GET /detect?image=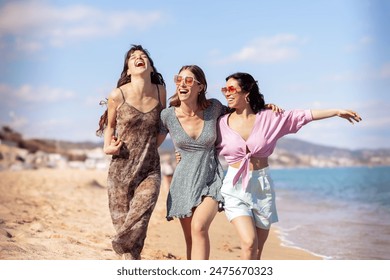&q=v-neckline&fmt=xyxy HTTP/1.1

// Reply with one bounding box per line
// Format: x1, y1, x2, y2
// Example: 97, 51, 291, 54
174, 107, 206, 141
122, 102, 160, 114
226, 113, 258, 143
